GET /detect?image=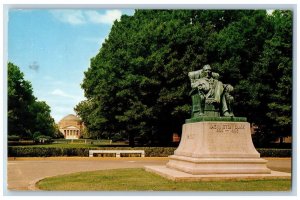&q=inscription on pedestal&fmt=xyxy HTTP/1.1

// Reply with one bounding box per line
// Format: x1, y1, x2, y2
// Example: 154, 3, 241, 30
206, 122, 251, 153
209, 123, 245, 134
